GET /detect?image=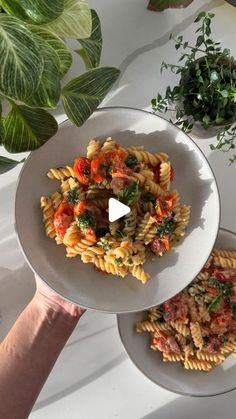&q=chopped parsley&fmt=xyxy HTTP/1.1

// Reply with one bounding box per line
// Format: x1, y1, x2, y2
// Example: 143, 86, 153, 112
101, 240, 111, 252
208, 295, 223, 312
114, 257, 122, 265
68, 187, 80, 204
125, 154, 138, 168
76, 210, 95, 229
220, 336, 227, 343
156, 218, 175, 237
83, 166, 90, 175
208, 277, 221, 288
118, 181, 139, 205
127, 258, 133, 265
